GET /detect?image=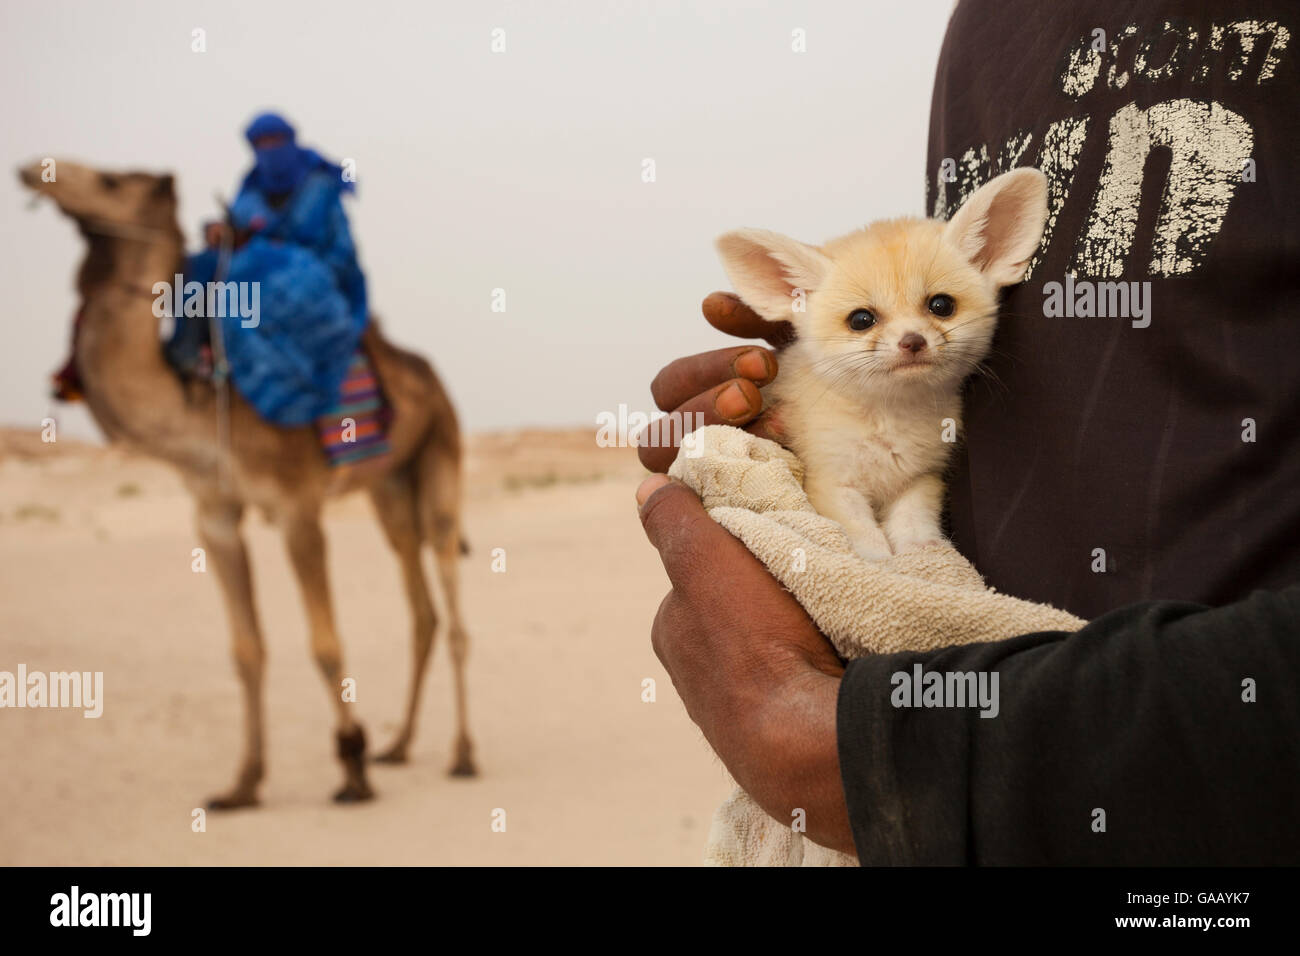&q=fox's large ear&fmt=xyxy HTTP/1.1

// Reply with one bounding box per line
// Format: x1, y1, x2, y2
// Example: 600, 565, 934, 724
716, 228, 832, 322
944, 168, 1048, 287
